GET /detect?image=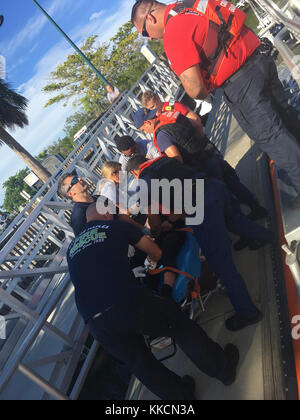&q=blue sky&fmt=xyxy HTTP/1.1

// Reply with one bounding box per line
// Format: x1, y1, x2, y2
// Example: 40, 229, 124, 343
0, 0, 136, 207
